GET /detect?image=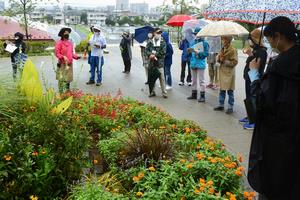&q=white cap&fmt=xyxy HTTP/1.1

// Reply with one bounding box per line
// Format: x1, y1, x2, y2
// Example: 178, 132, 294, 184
93, 26, 101, 31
